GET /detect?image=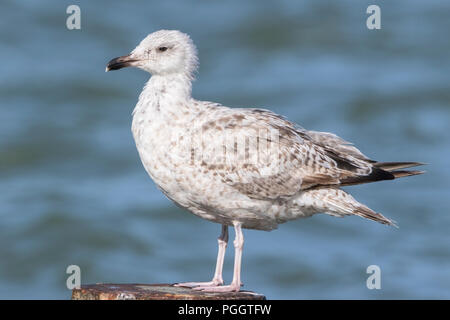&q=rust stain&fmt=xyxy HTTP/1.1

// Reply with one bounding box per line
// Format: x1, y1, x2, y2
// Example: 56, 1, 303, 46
72, 283, 266, 300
